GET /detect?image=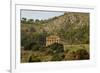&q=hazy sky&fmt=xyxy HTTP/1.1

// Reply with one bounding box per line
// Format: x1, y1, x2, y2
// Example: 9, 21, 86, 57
21, 10, 64, 20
